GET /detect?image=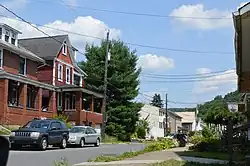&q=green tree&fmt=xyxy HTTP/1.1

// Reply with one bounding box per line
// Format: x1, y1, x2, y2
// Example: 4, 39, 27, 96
78, 40, 142, 141
150, 94, 163, 108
